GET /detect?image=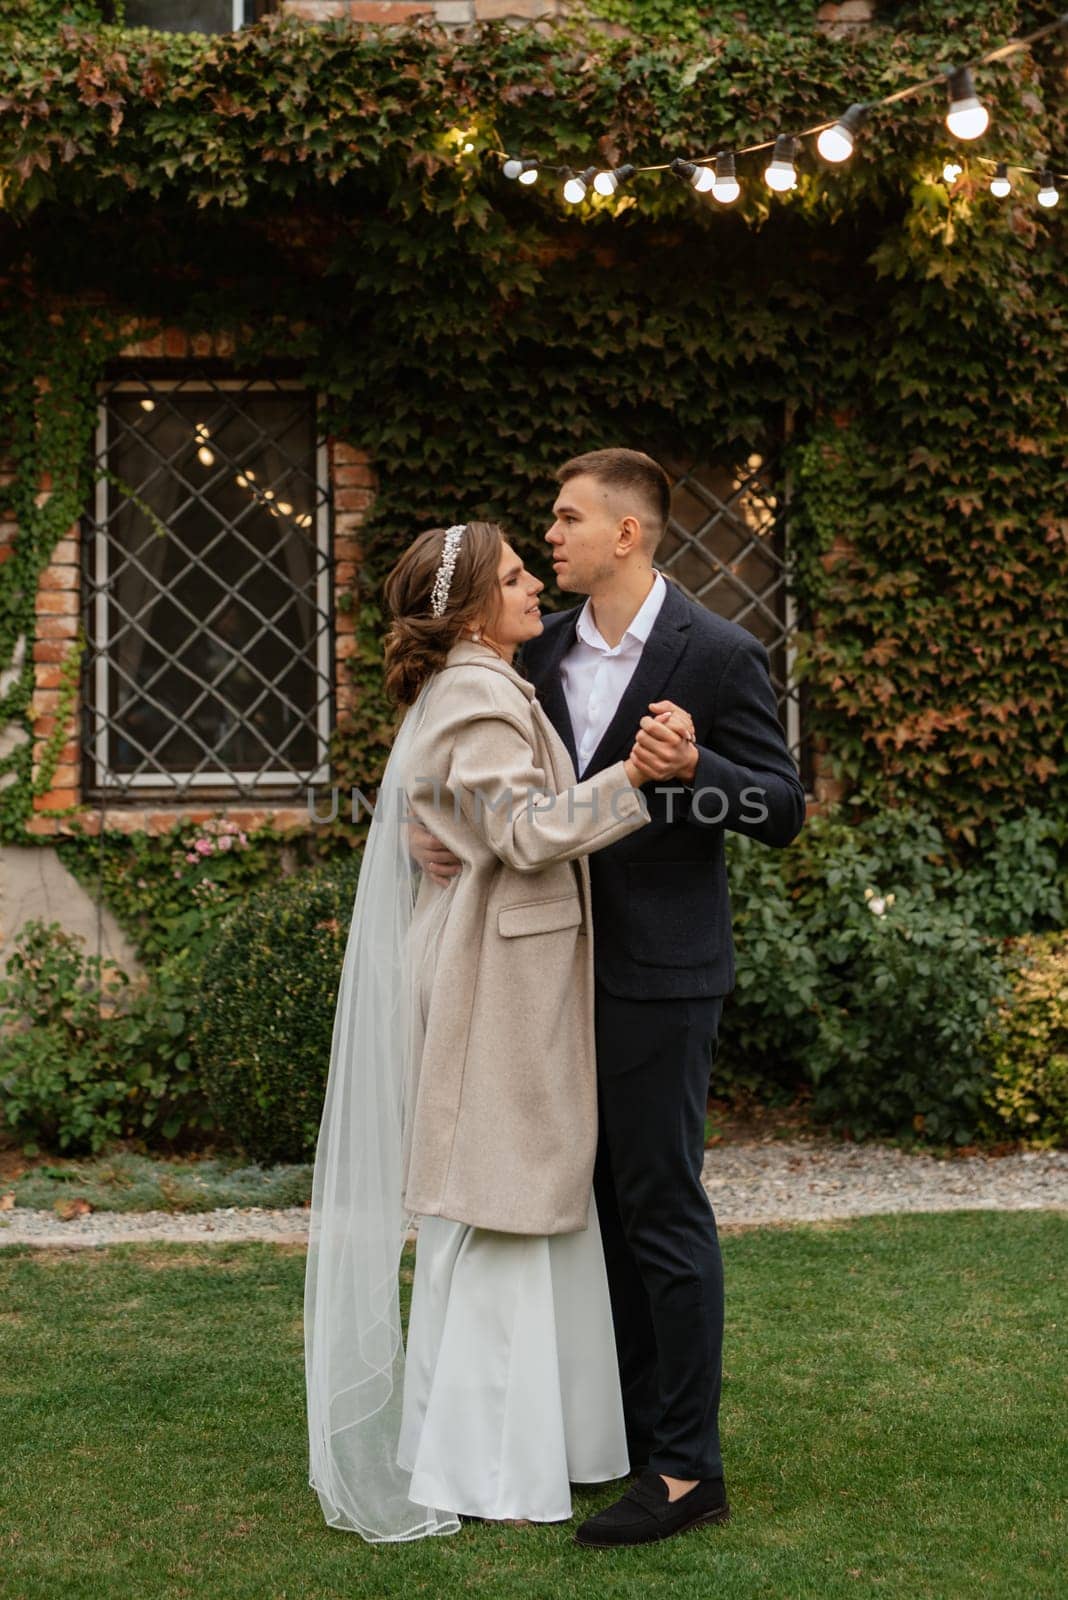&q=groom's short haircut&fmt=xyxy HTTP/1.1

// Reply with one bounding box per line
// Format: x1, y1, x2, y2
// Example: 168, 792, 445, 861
556, 447, 672, 552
